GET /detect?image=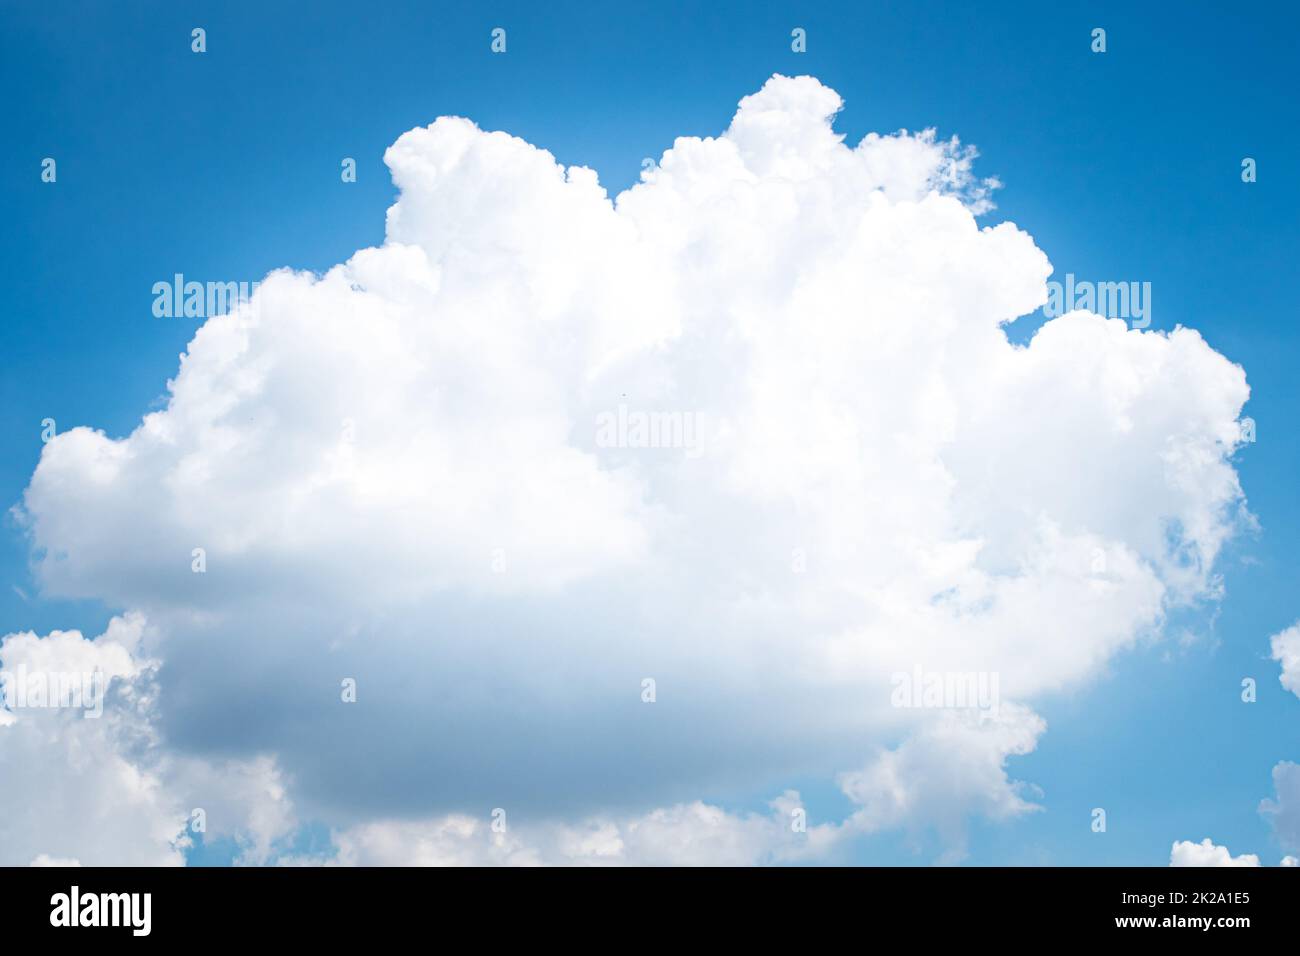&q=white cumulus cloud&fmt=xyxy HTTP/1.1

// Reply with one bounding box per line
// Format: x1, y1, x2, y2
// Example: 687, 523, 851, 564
1169, 839, 1260, 867
9, 75, 1254, 864
1269, 623, 1300, 698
